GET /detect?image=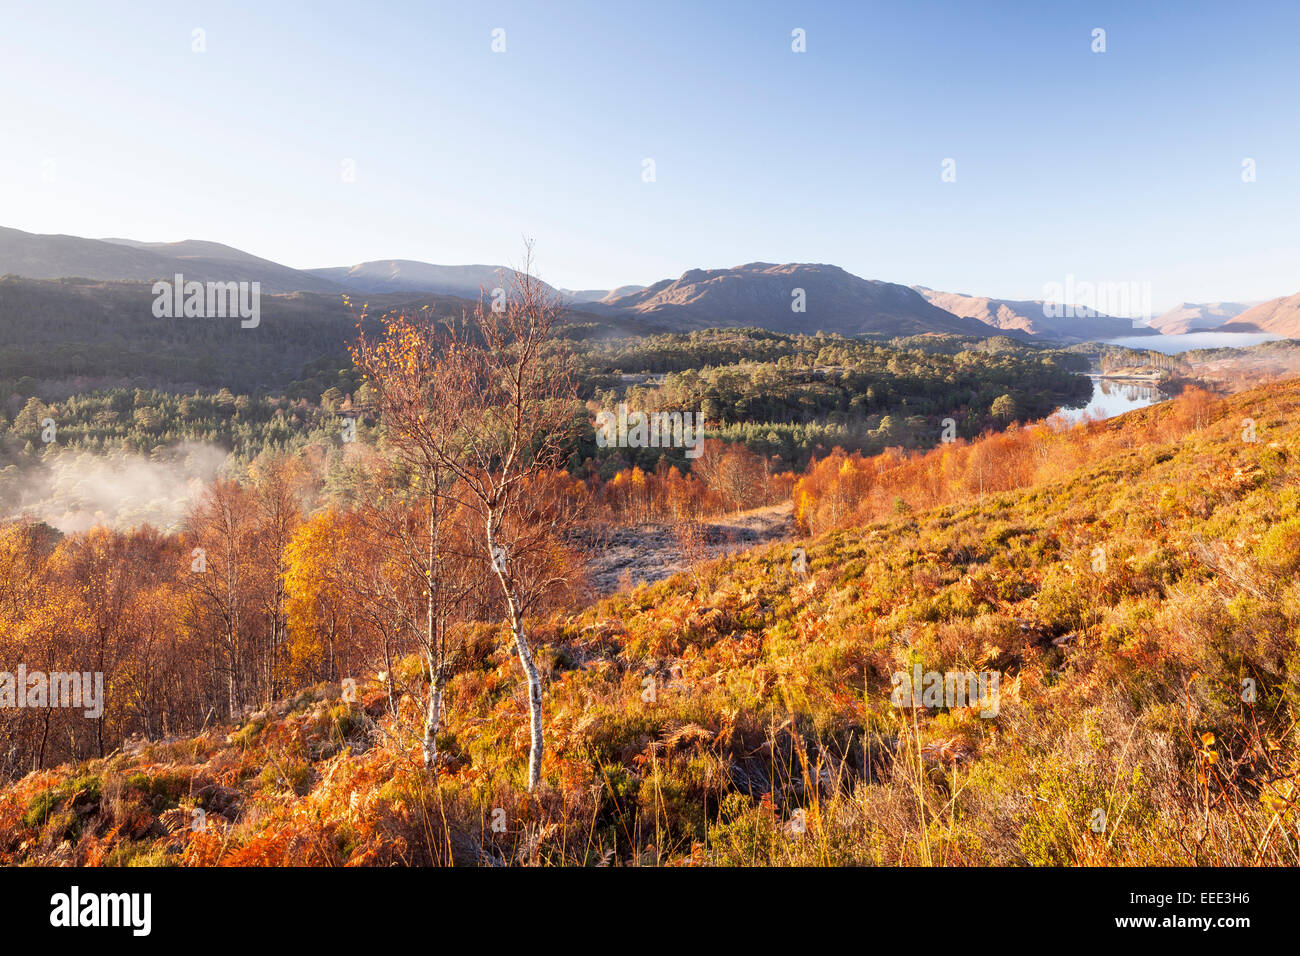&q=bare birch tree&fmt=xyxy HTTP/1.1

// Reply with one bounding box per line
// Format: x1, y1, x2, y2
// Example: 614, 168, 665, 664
351, 247, 582, 785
